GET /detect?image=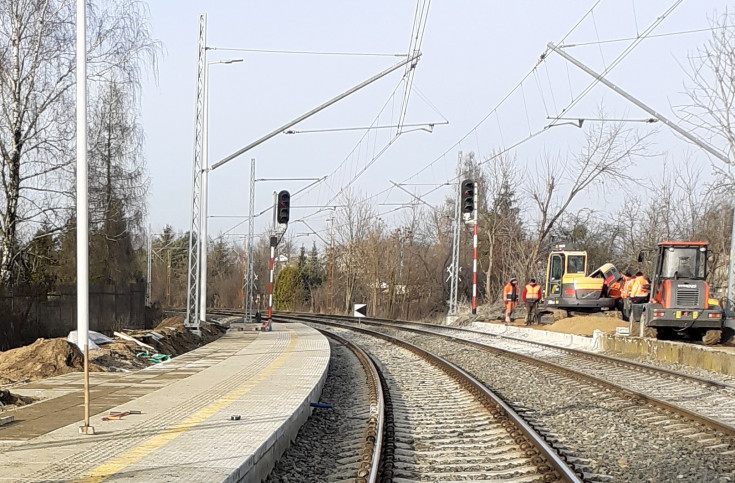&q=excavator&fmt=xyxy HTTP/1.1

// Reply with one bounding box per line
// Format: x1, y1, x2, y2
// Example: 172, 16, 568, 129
543, 248, 619, 314
638, 241, 723, 343
543, 242, 723, 343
